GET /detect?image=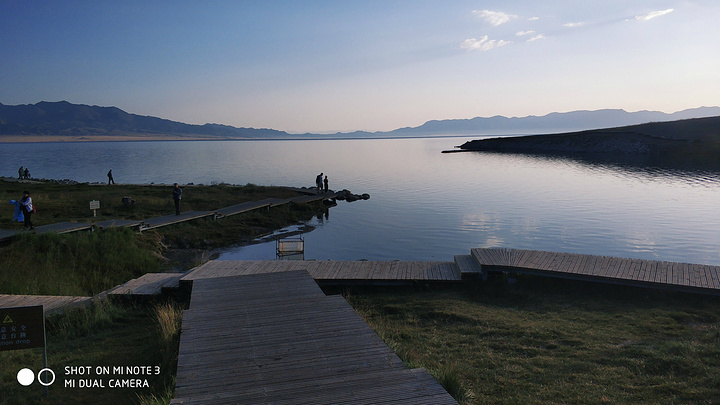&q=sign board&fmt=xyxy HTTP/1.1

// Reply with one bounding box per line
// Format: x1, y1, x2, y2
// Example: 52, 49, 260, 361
89, 200, 100, 210
0, 305, 45, 352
